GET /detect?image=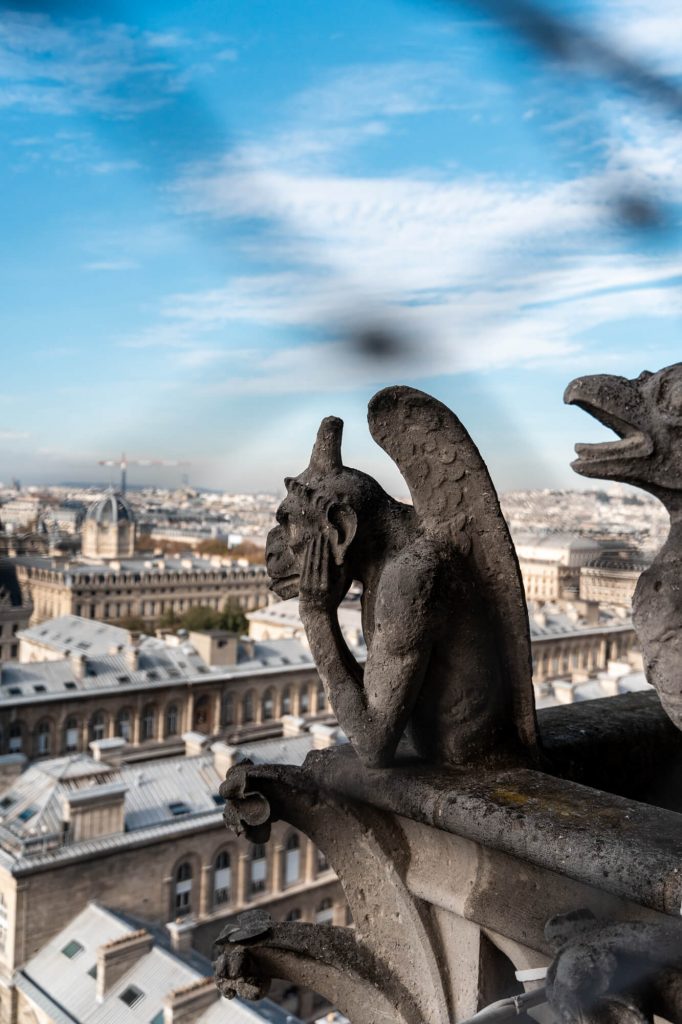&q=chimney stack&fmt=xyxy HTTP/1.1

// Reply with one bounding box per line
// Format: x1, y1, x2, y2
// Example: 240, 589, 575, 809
211, 741, 239, 779
125, 640, 140, 672
96, 930, 153, 1001
281, 715, 305, 737
309, 723, 339, 749
70, 653, 87, 680
164, 978, 218, 1024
